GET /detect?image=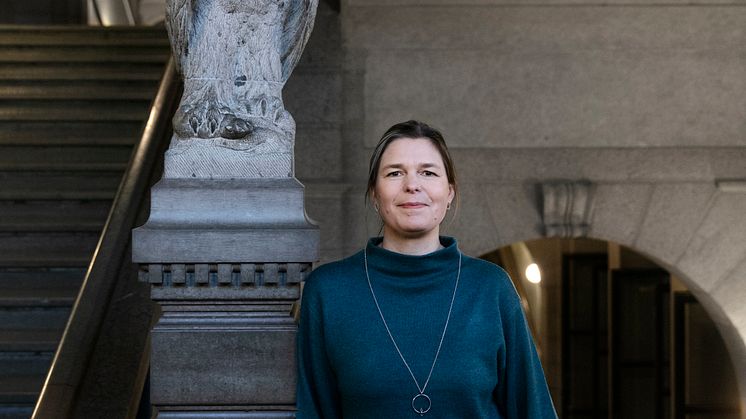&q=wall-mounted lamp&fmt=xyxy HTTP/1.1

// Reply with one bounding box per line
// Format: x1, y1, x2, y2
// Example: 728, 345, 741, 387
526, 262, 542, 284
